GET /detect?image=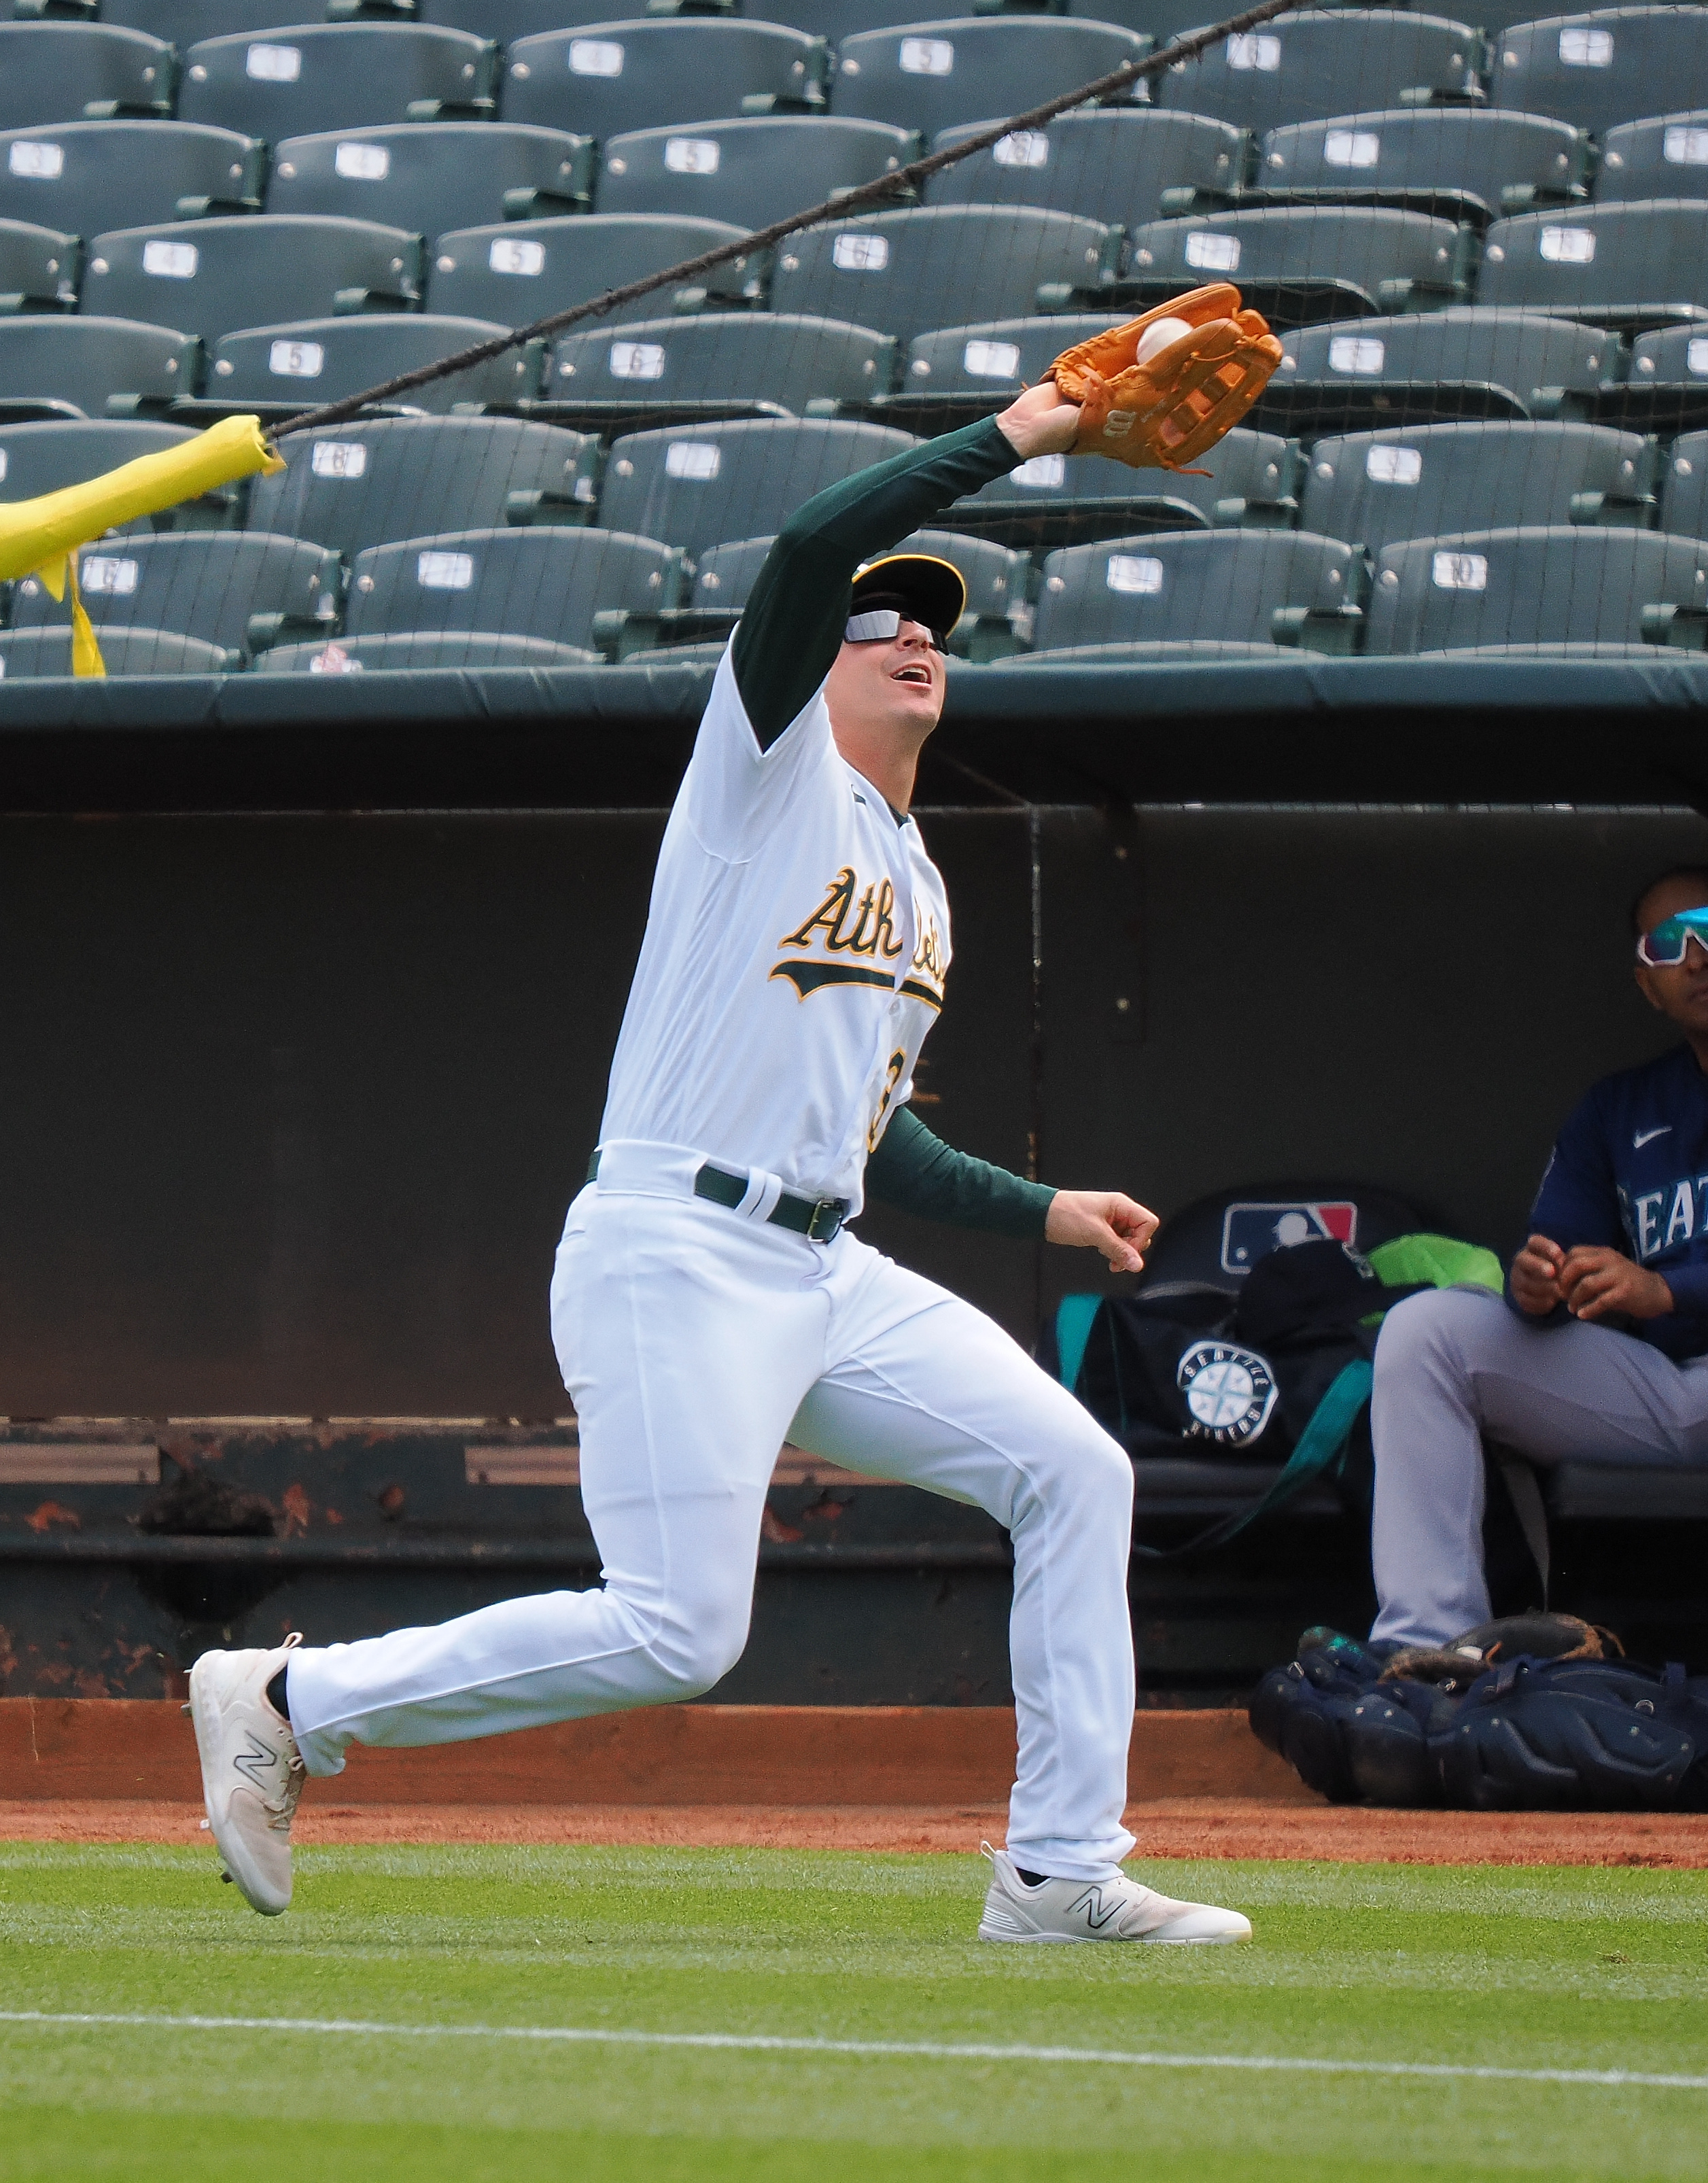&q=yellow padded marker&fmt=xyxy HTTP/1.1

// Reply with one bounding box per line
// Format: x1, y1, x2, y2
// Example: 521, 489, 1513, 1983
0, 414, 285, 676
